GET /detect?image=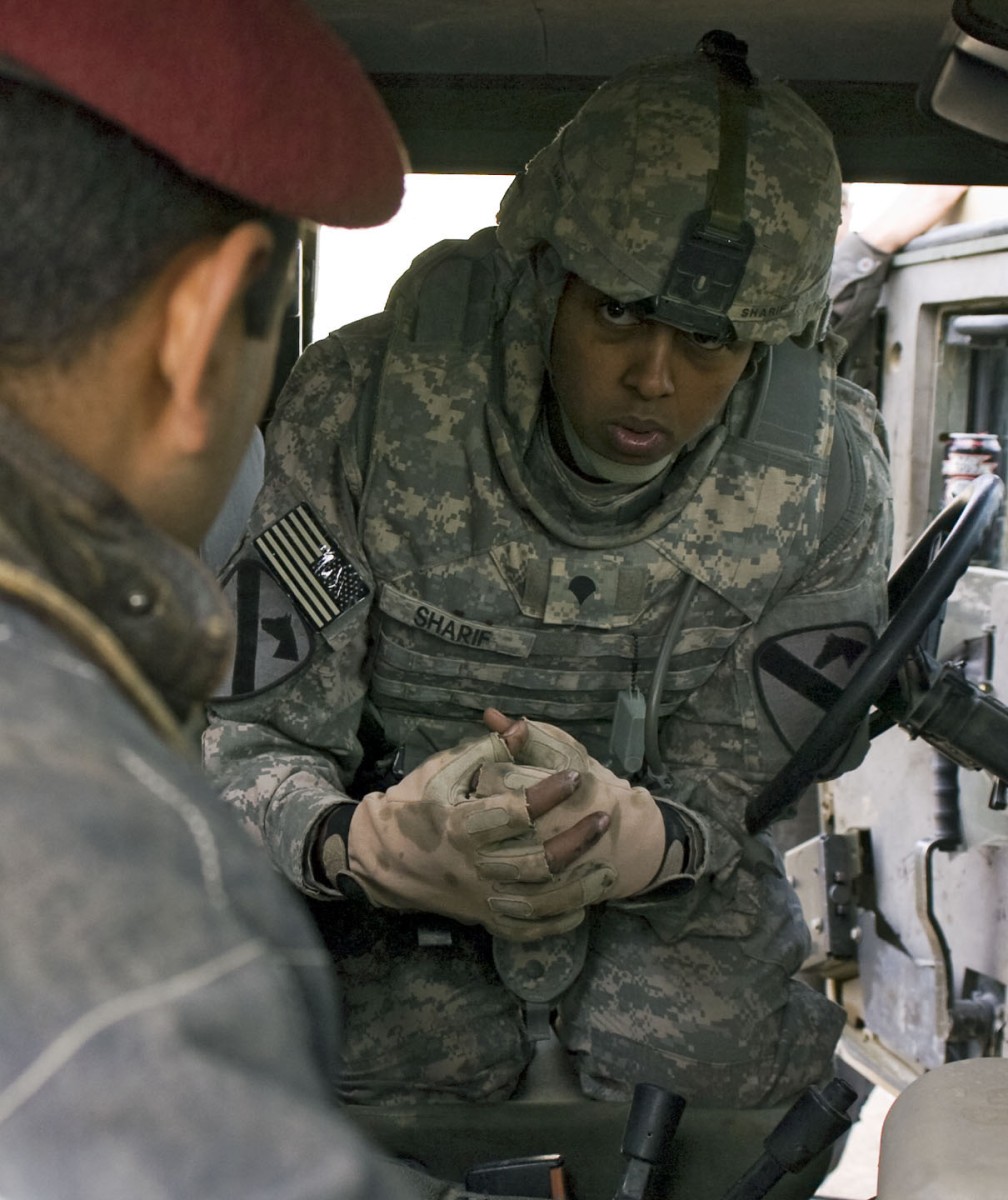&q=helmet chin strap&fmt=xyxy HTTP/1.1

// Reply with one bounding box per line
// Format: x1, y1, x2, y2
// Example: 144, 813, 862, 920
555, 401, 674, 485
